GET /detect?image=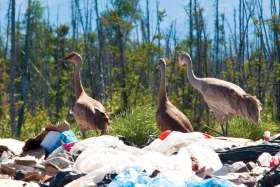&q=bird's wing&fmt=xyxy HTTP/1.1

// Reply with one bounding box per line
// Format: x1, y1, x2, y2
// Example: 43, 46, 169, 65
202, 78, 246, 95
73, 102, 94, 118
73, 98, 111, 130
75, 98, 96, 114
76, 95, 106, 113
72, 102, 97, 131
202, 81, 262, 123
85, 96, 111, 124
89, 99, 107, 113
165, 102, 193, 131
